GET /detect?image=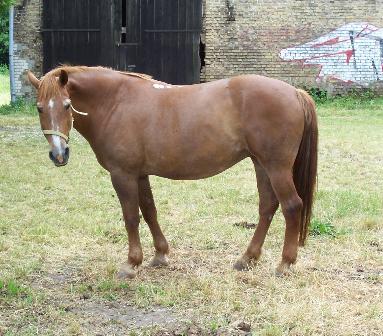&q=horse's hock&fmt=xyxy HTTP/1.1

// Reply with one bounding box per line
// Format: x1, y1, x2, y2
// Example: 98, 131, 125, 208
11, 0, 383, 100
